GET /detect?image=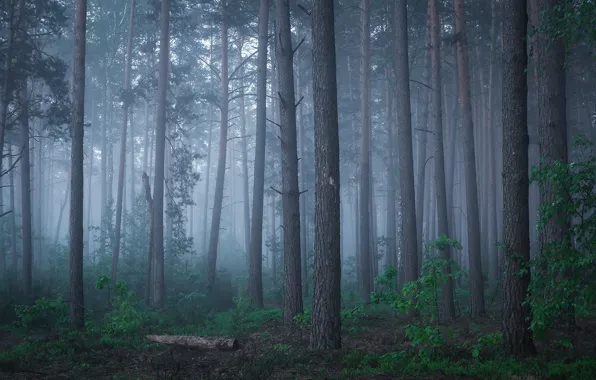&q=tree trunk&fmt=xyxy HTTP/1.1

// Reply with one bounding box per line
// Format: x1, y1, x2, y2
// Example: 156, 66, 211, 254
9, 147, 18, 273
19, 82, 33, 297
487, 0, 499, 288
202, 26, 215, 255
85, 102, 95, 259
270, 195, 277, 286
394, 0, 418, 284
535, 0, 572, 325
100, 68, 108, 253
358, 0, 372, 302
142, 172, 154, 306
429, 0, 455, 320
129, 109, 135, 210
112, 0, 136, 281
415, 56, 430, 273
501, 0, 536, 355
146, 335, 239, 351
207, 9, 230, 290
298, 51, 309, 297
385, 74, 397, 268
310, 0, 341, 349
69, 0, 87, 330
151, 0, 170, 309
453, 0, 485, 317
237, 40, 251, 260
247, 0, 268, 307
275, 0, 303, 324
